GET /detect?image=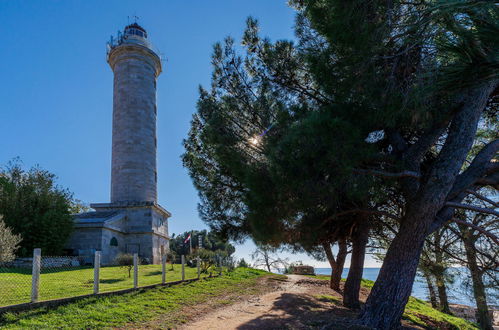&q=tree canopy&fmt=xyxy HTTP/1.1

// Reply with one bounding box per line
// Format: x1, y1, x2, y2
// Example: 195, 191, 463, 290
183, 0, 498, 328
0, 160, 76, 256
169, 229, 235, 257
